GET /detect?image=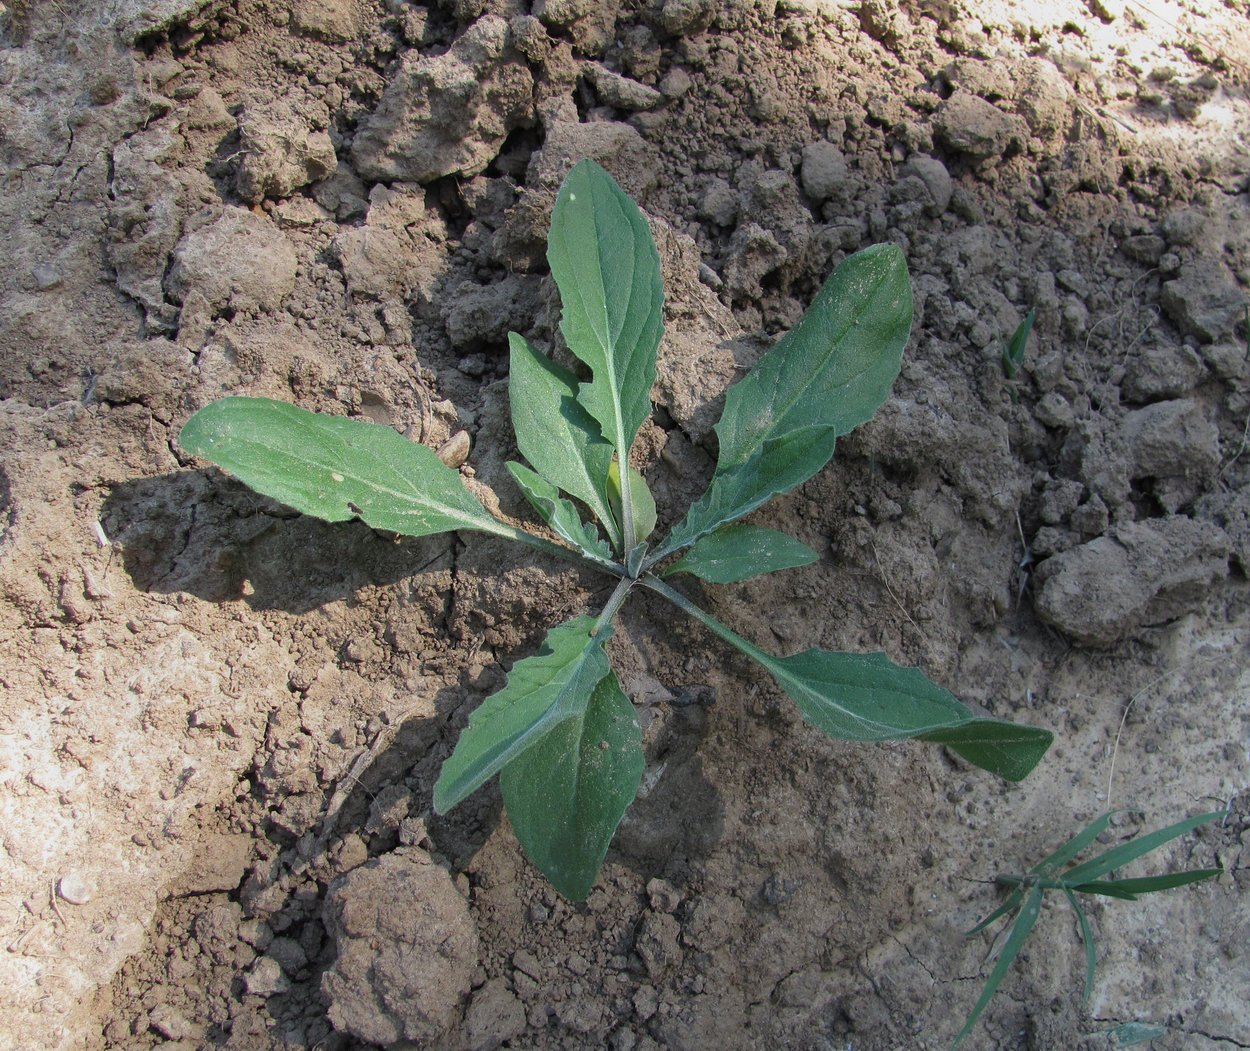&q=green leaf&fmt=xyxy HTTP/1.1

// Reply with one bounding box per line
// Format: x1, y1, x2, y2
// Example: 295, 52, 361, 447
1093, 1022, 1170, 1046
953, 884, 1045, 1048
643, 575, 1052, 781
608, 459, 657, 544
1033, 812, 1117, 877
1061, 811, 1227, 886
657, 243, 912, 558
433, 616, 611, 813
664, 523, 819, 583
1064, 887, 1098, 1004
1002, 308, 1035, 380
548, 159, 663, 478
1074, 869, 1222, 898
501, 669, 644, 901
965, 886, 1025, 937
508, 333, 621, 551
180, 396, 507, 538
766, 651, 1052, 781
506, 462, 614, 565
